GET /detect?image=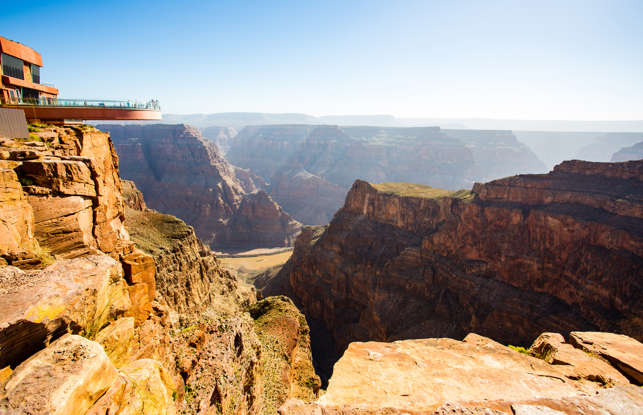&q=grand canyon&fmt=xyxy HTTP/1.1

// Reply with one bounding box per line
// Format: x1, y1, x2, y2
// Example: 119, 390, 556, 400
1, 2, 643, 413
